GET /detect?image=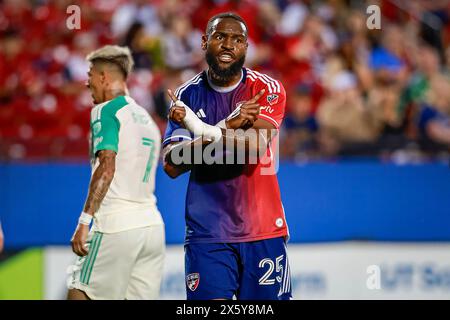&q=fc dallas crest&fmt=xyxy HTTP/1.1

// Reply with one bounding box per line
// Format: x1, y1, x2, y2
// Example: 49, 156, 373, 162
186, 273, 200, 291
266, 94, 279, 105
